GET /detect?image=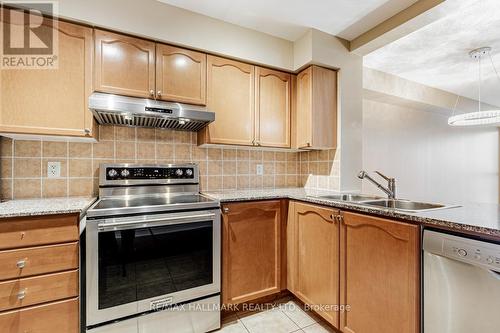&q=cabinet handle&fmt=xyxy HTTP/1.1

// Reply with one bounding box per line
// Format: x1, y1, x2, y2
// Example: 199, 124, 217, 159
149, 89, 155, 97
223, 207, 229, 213
17, 289, 27, 300
157, 90, 162, 97
16, 259, 26, 269
84, 128, 91, 135
306, 142, 311, 147
252, 139, 256, 146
